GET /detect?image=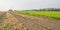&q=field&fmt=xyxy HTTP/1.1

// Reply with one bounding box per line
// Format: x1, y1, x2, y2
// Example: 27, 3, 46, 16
0, 12, 60, 30
16, 11, 60, 19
